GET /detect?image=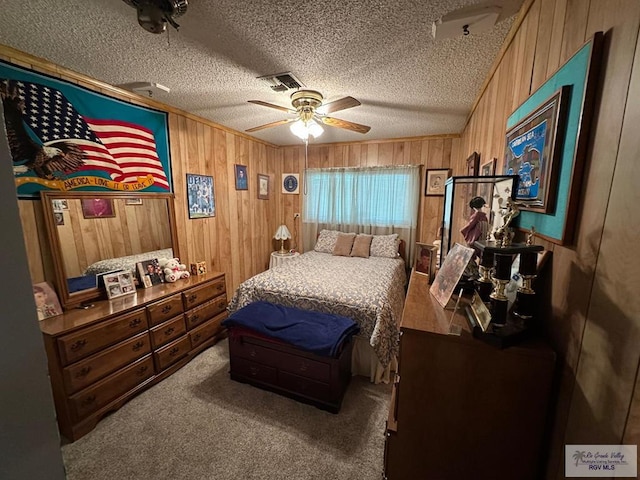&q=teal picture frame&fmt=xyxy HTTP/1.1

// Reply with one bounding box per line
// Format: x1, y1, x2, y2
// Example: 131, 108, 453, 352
506, 32, 603, 245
